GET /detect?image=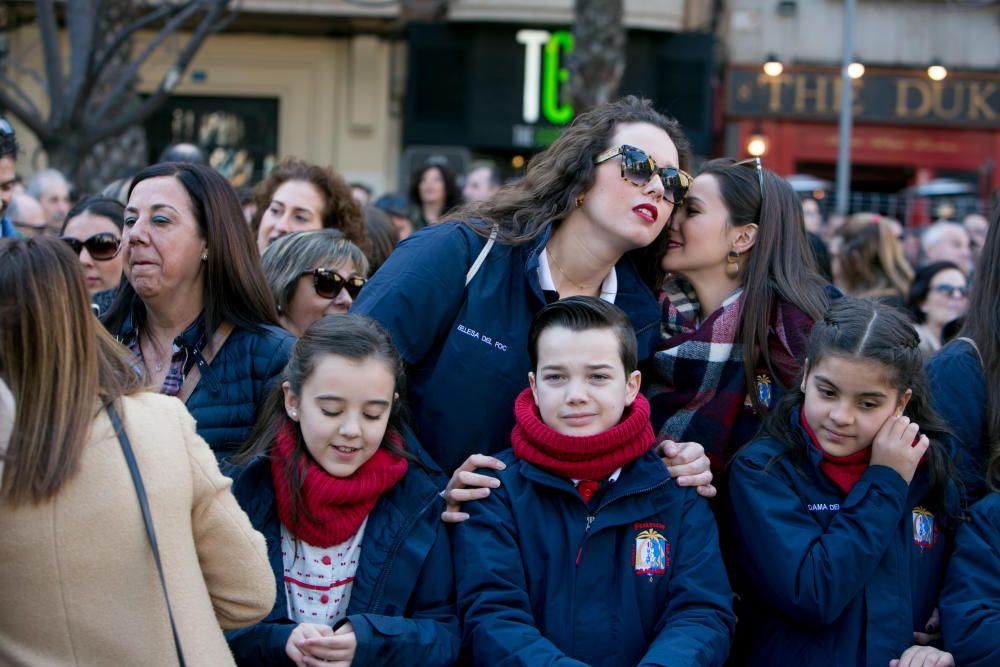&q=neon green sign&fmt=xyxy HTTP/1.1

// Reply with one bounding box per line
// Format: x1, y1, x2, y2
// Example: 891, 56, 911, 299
517, 29, 575, 126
